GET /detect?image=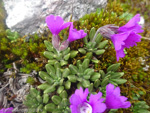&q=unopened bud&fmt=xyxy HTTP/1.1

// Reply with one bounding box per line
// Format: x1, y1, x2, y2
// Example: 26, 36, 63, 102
98, 24, 119, 39
92, 24, 119, 41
